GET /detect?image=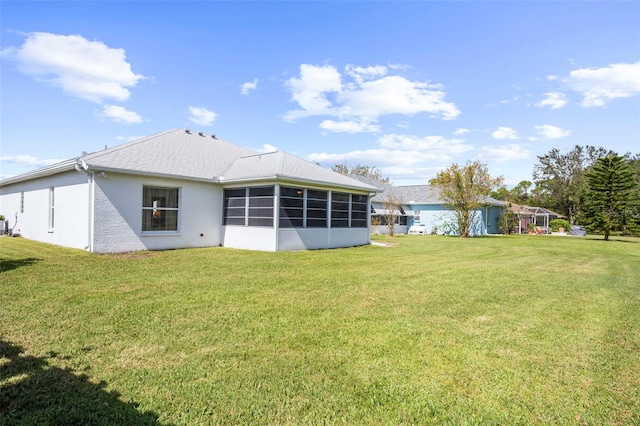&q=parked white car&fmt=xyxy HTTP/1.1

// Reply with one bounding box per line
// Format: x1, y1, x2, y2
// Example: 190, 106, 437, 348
408, 224, 427, 235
